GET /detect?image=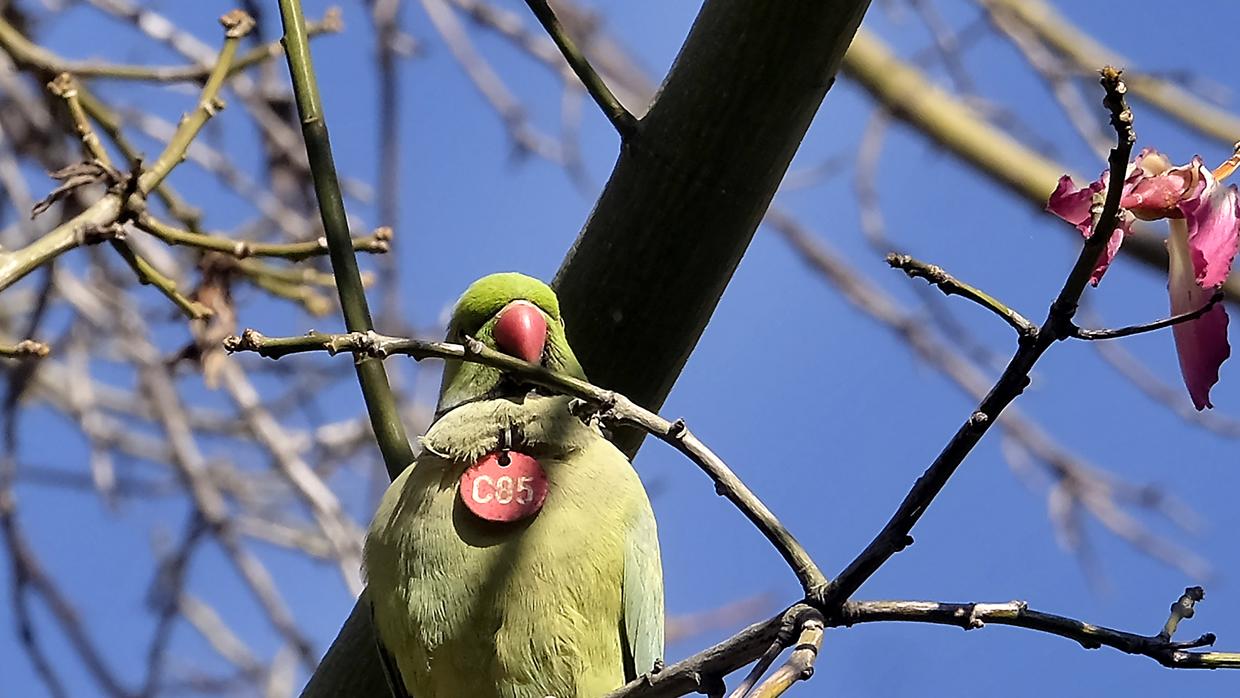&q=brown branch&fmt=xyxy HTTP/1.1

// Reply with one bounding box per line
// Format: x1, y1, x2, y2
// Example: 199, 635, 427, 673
814, 68, 1135, 609
773, 208, 1209, 580
745, 610, 824, 698
0, 12, 251, 295
0, 10, 339, 83
225, 327, 827, 596
886, 253, 1036, 336
135, 216, 392, 261
609, 586, 1240, 698
837, 594, 1238, 669
109, 238, 214, 320
1072, 290, 1225, 341
840, 30, 1240, 305
522, 0, 636, 137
